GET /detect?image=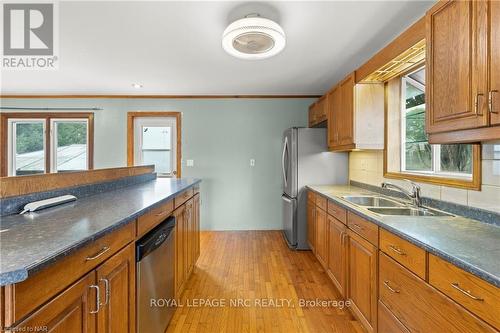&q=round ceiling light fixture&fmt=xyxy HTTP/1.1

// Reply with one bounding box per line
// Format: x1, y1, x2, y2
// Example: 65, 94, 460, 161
222, 14, 286, 60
